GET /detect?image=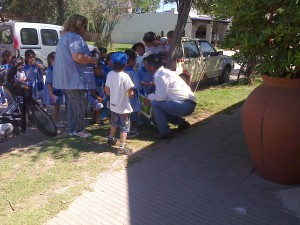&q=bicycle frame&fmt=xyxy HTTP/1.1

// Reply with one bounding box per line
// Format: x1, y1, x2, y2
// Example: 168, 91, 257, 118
0, 96, 24, 134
